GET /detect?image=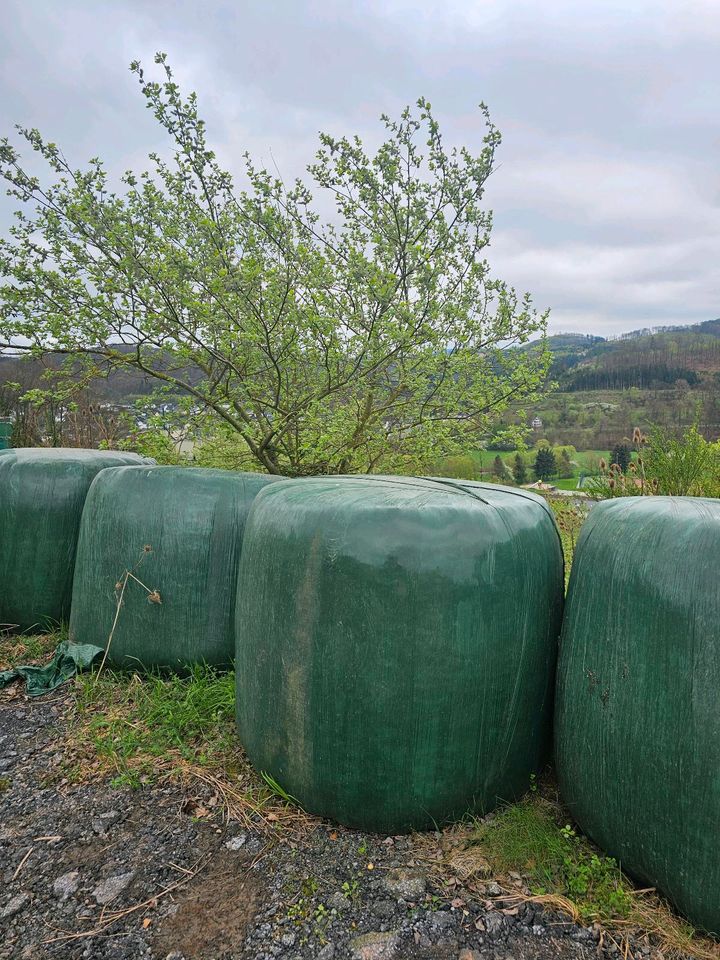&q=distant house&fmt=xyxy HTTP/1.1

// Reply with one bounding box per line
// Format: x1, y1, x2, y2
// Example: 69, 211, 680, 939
531, 416, 543, 431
